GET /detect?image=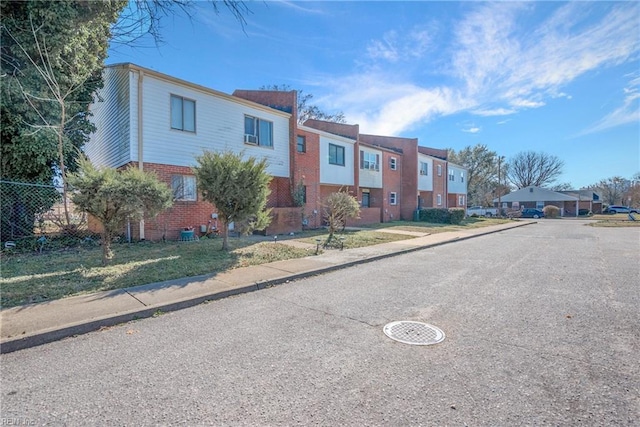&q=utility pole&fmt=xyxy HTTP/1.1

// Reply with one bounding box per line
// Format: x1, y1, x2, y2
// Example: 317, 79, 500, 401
497, 156, 504, 217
